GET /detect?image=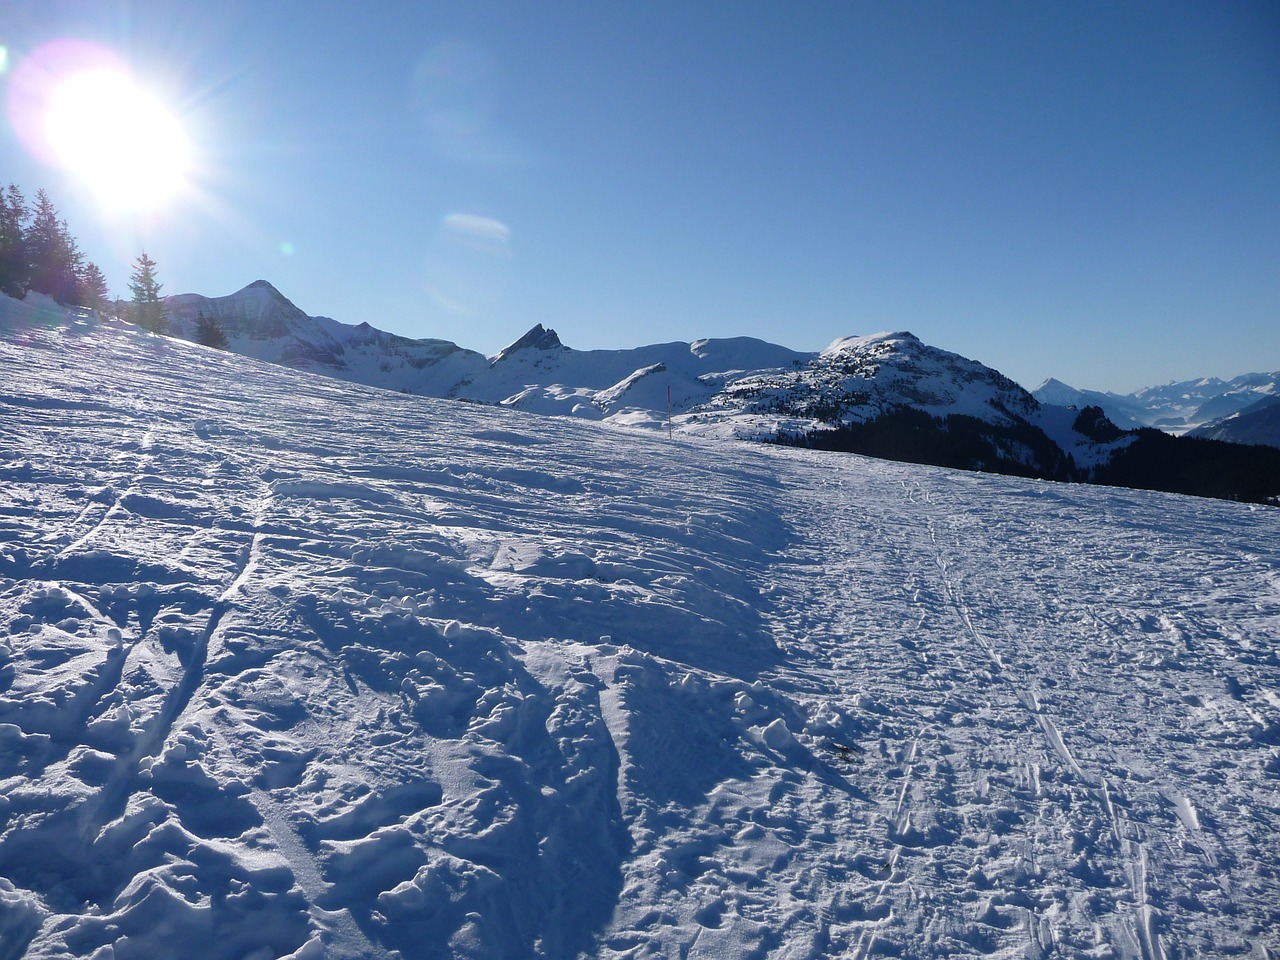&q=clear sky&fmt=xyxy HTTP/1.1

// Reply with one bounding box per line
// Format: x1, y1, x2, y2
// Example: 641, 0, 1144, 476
3, 1, 1277, 393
